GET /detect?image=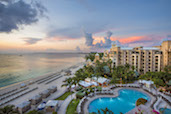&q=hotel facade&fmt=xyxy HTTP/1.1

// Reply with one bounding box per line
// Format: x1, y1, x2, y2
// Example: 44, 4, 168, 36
101, 40, 171, 73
